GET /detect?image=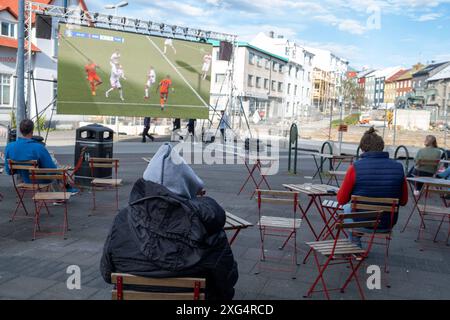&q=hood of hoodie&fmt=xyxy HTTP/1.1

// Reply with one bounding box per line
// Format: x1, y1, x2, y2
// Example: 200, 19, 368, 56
142, 143, 204, 199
